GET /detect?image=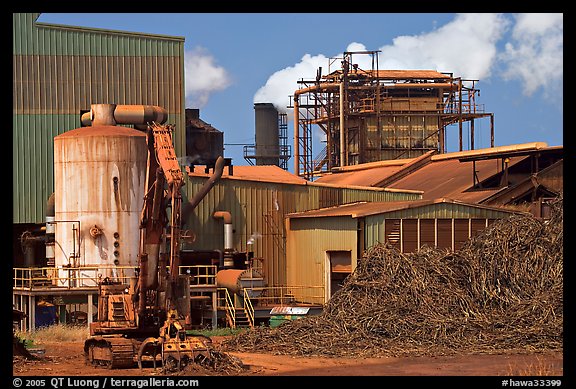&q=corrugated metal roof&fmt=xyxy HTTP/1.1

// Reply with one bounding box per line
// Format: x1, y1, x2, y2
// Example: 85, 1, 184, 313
287, 198, 525, 219
387, 155, 528, 202
314, 165, 407, 186
312, 144, 563, 204
187, 165, 308, 185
